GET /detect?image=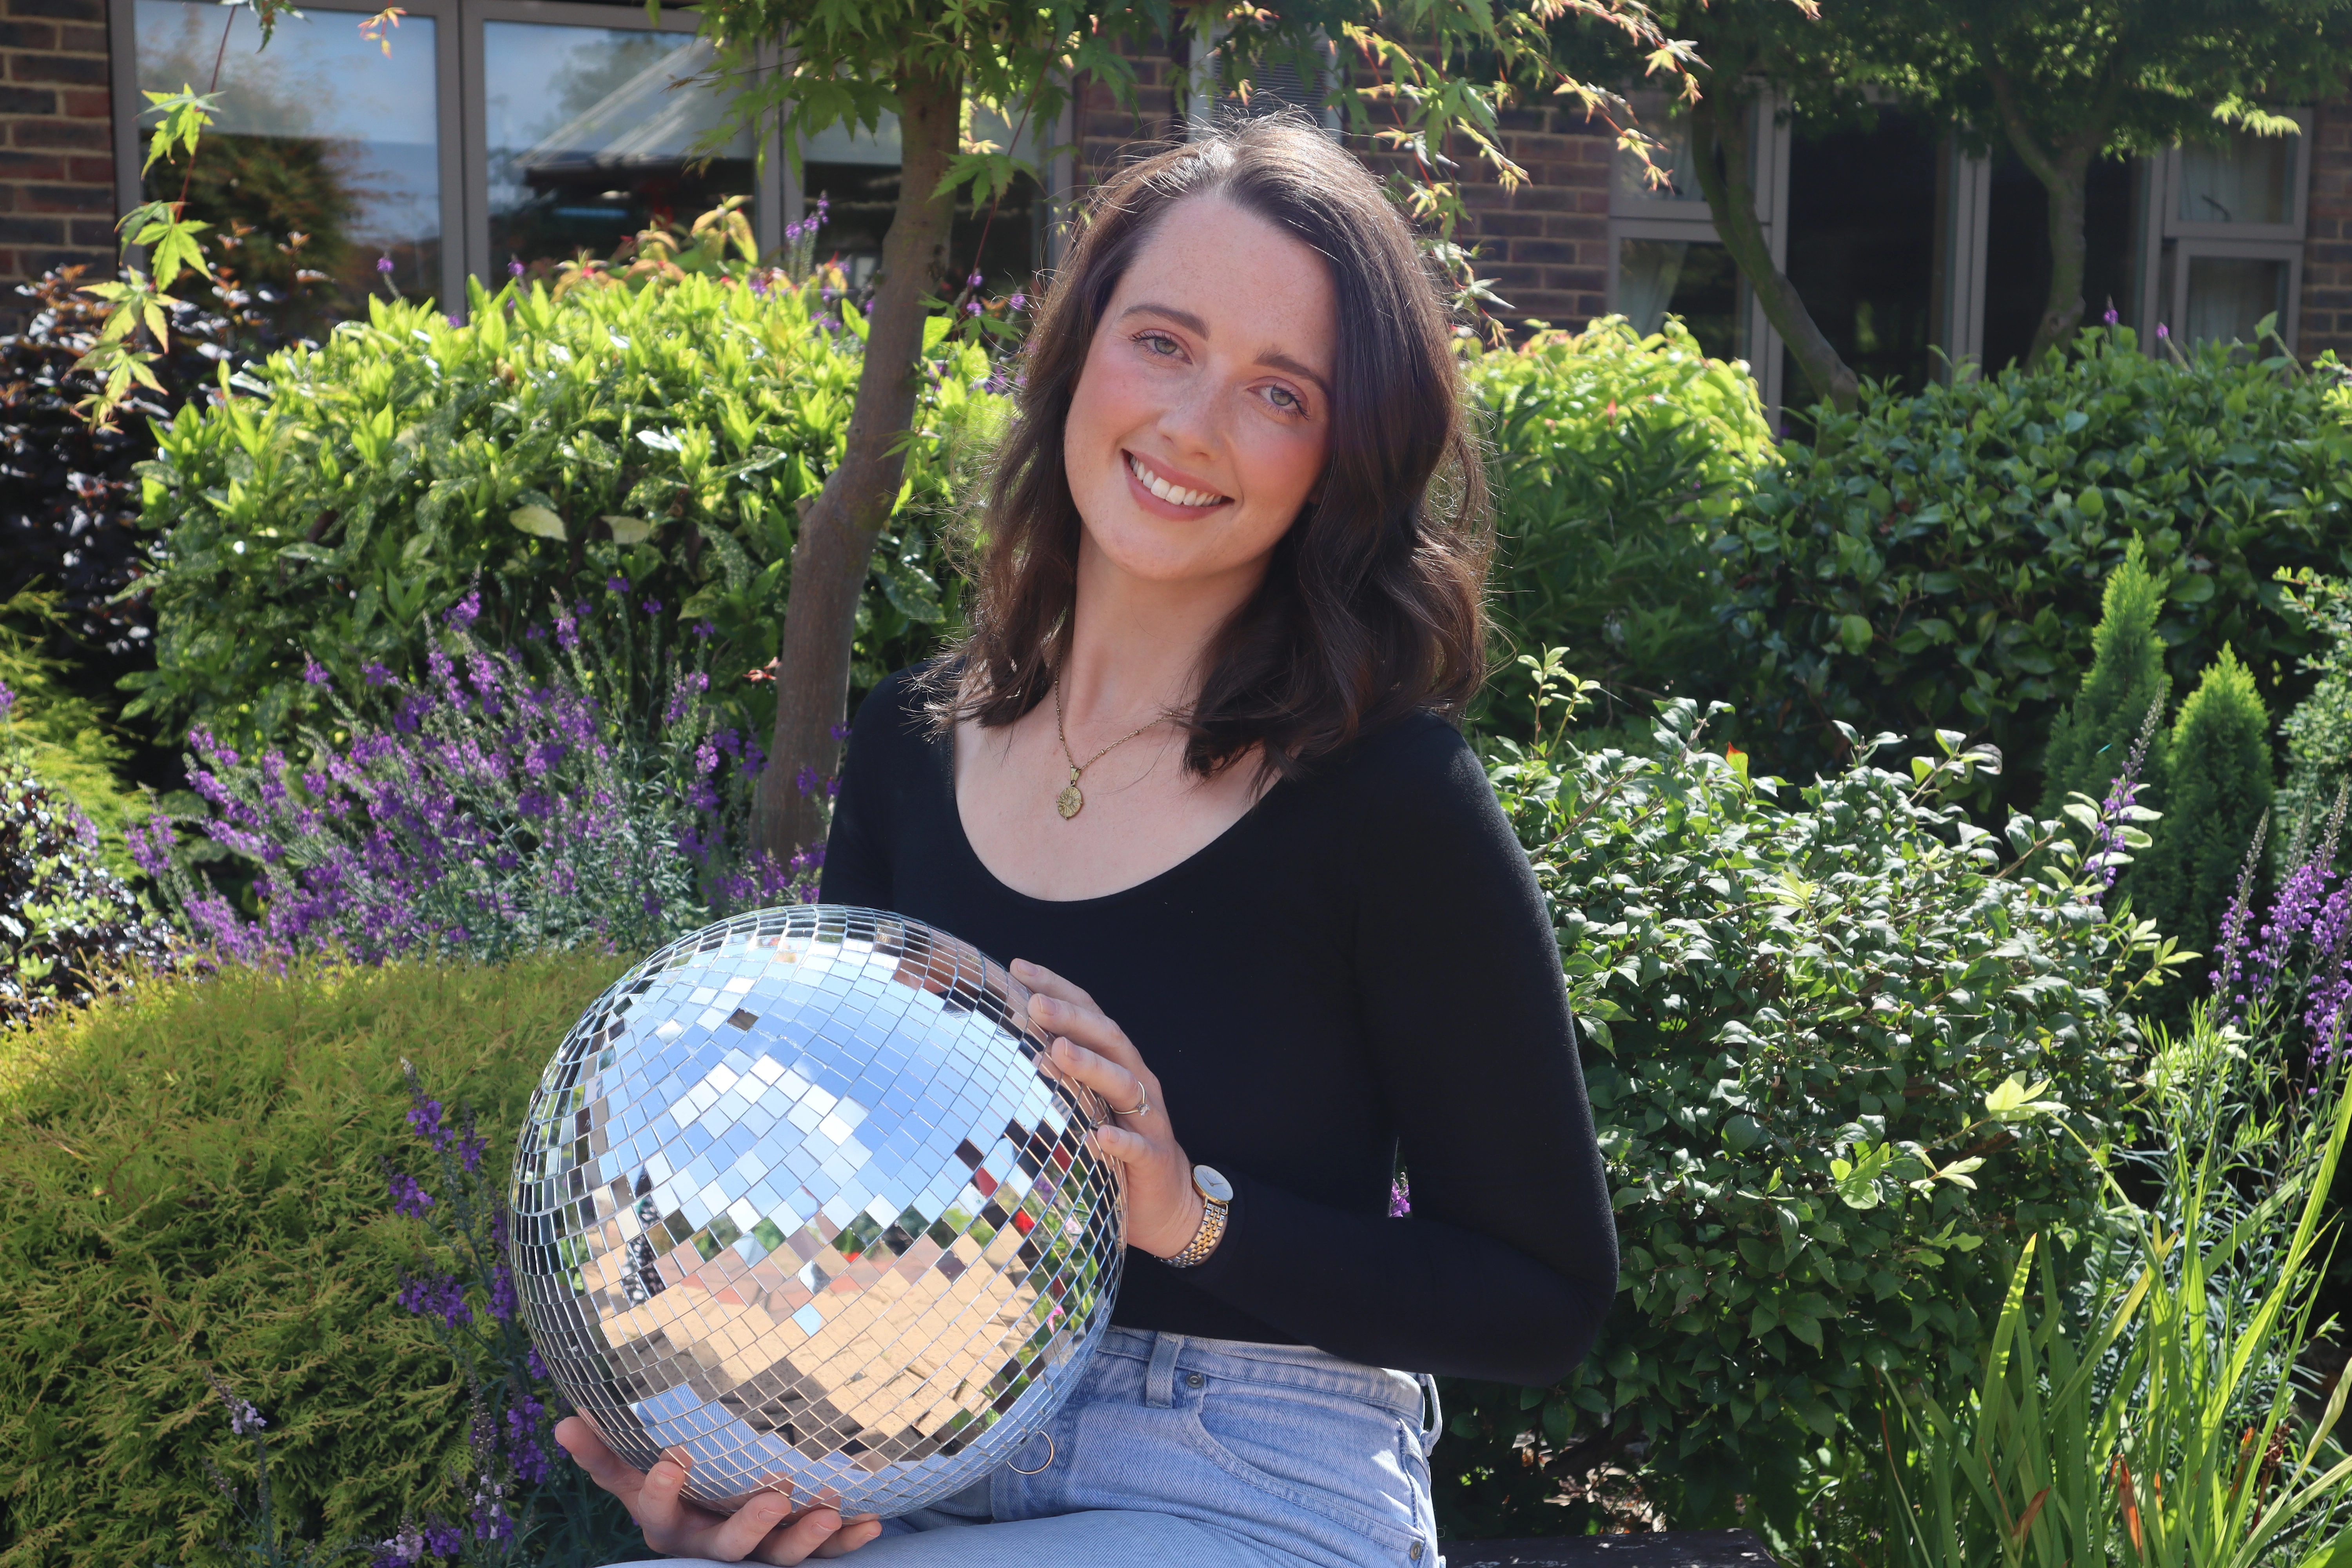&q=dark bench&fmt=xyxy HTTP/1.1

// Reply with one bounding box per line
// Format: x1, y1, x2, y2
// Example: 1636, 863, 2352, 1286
1441, 1530, 1778, 1567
